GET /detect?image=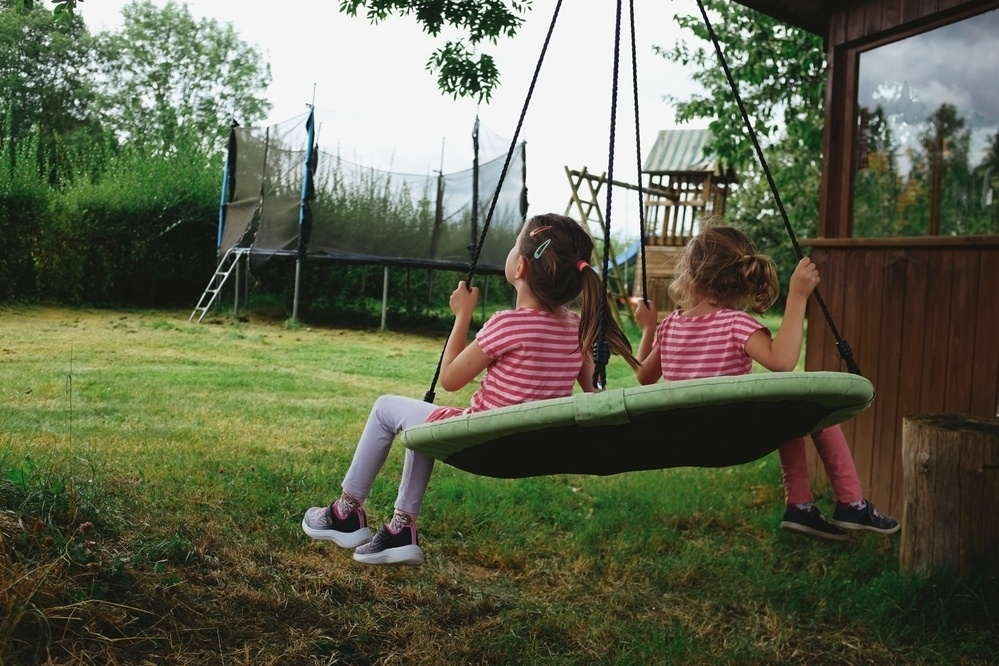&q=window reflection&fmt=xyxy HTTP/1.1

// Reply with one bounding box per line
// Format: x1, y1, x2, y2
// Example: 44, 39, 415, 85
853, 9, 999, 237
